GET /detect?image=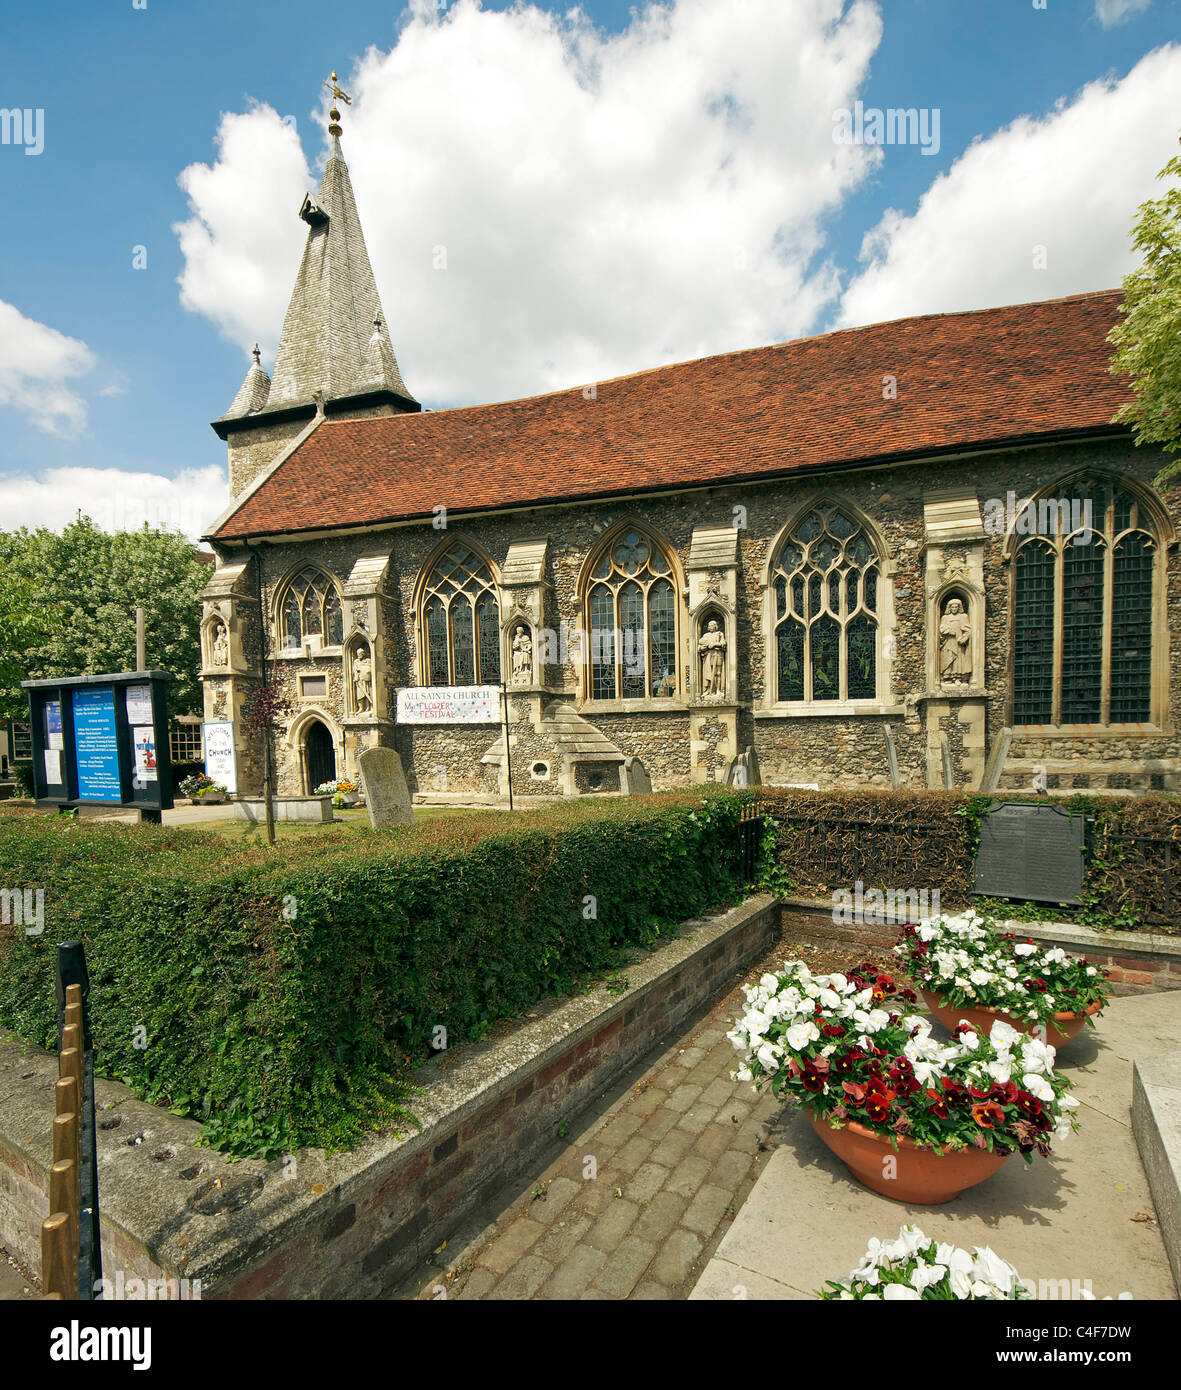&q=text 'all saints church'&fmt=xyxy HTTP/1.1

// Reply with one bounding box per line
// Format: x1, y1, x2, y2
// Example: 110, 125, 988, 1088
198, 117, 1181, 802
